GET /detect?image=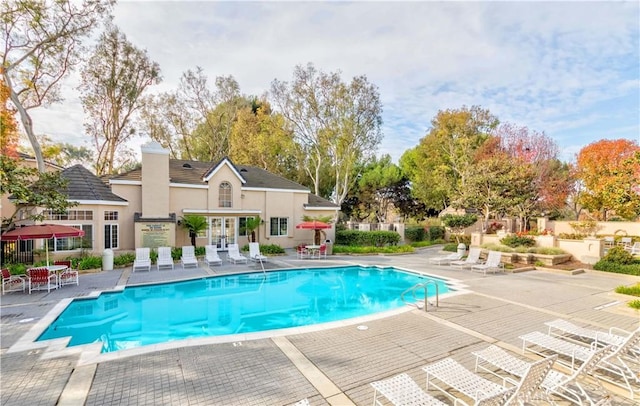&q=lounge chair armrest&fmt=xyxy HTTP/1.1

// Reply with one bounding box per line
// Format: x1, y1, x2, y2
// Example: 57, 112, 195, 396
609, 326, 630, 336
502, 376, 518, 387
